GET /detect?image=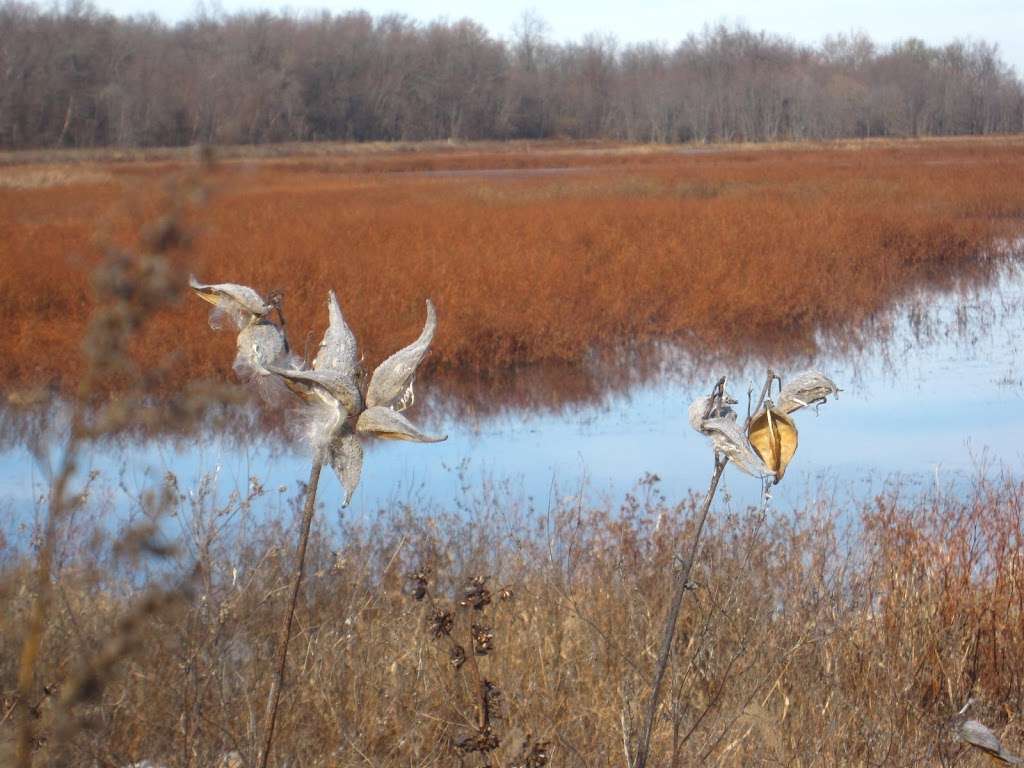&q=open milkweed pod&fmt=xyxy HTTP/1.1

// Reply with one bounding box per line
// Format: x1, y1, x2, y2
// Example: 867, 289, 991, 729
189, 275, 273, 330
266, 291, 445, 506
701, 416, 771, 477
747, 405, 798, 484
235, 320, 290, 376
356, 406, 446, 443
776, 370, 839, 414
328, 428, 364, 507
365, 299, 436, 412
687, 385, 739, 434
